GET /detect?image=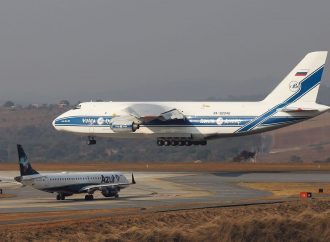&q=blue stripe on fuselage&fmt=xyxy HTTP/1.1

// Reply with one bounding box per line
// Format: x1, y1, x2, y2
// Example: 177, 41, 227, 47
54, 115, 308, 128
54, 116, 254, 127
